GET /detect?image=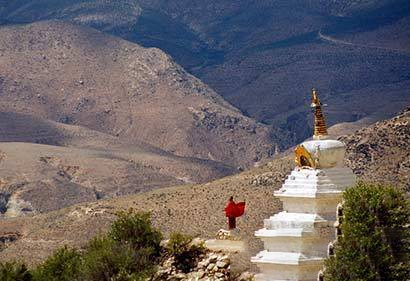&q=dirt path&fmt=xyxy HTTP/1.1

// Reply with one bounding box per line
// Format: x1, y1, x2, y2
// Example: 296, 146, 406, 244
318, 30, 409, 53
